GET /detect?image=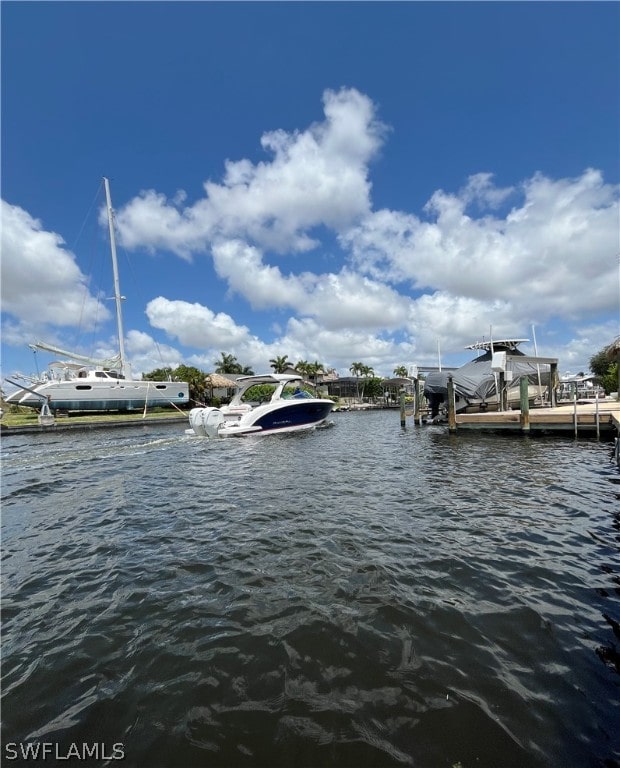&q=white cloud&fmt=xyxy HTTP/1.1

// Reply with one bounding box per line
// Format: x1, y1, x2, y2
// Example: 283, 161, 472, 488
283, 317, 408, 369
212, 240, 410, 331
110, 190, 207, 261
551, 320, 620, 376
145, 296, 251, 348
344, 168, 619, 321
143, 293, 416, 376
406, 292, 513, 352
211, 240, 310, 310
114, 87, 385, 257
303, 270, 410, 330
131, 159, 618, 375
124, 329, 187, 375
0, 200, 109, 335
